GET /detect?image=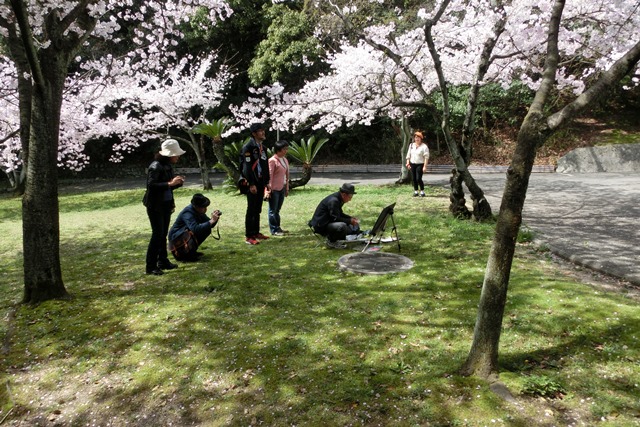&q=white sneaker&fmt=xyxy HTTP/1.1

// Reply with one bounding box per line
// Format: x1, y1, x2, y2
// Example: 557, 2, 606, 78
326, 240, 347, 249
